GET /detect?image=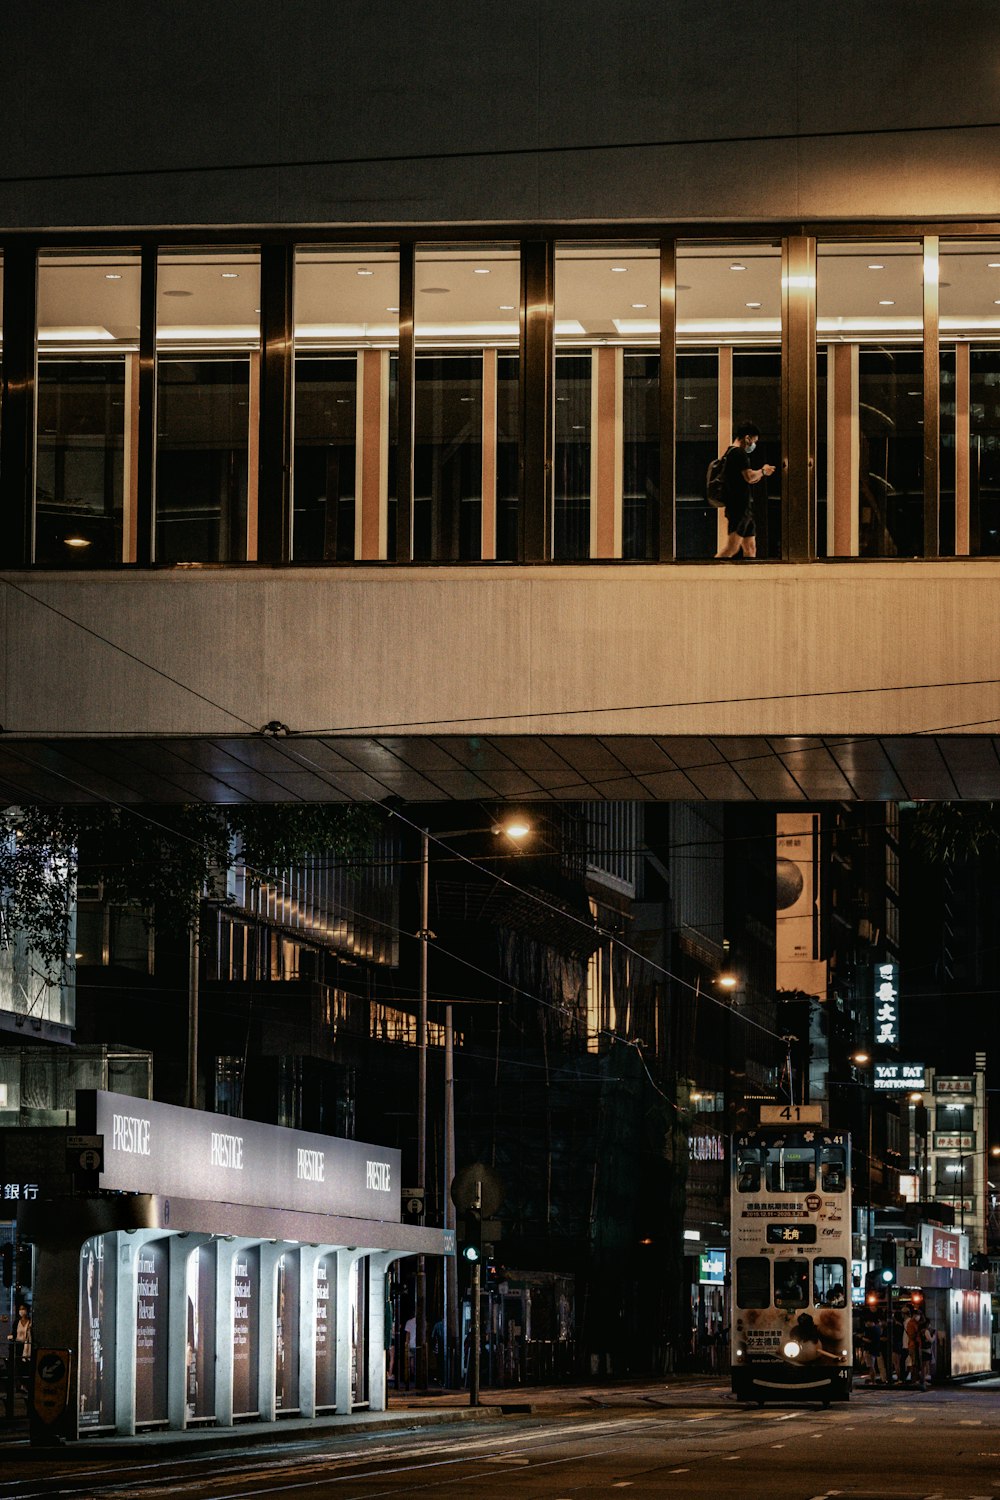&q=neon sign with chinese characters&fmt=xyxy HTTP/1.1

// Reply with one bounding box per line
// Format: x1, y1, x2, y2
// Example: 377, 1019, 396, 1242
873, 961, 899, 1048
